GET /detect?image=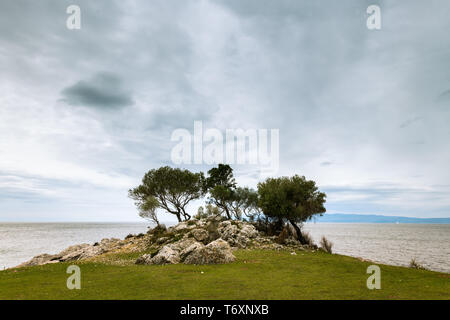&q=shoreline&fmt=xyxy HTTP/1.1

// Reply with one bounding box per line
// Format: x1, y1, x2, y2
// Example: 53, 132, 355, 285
1, 221, 448, 273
